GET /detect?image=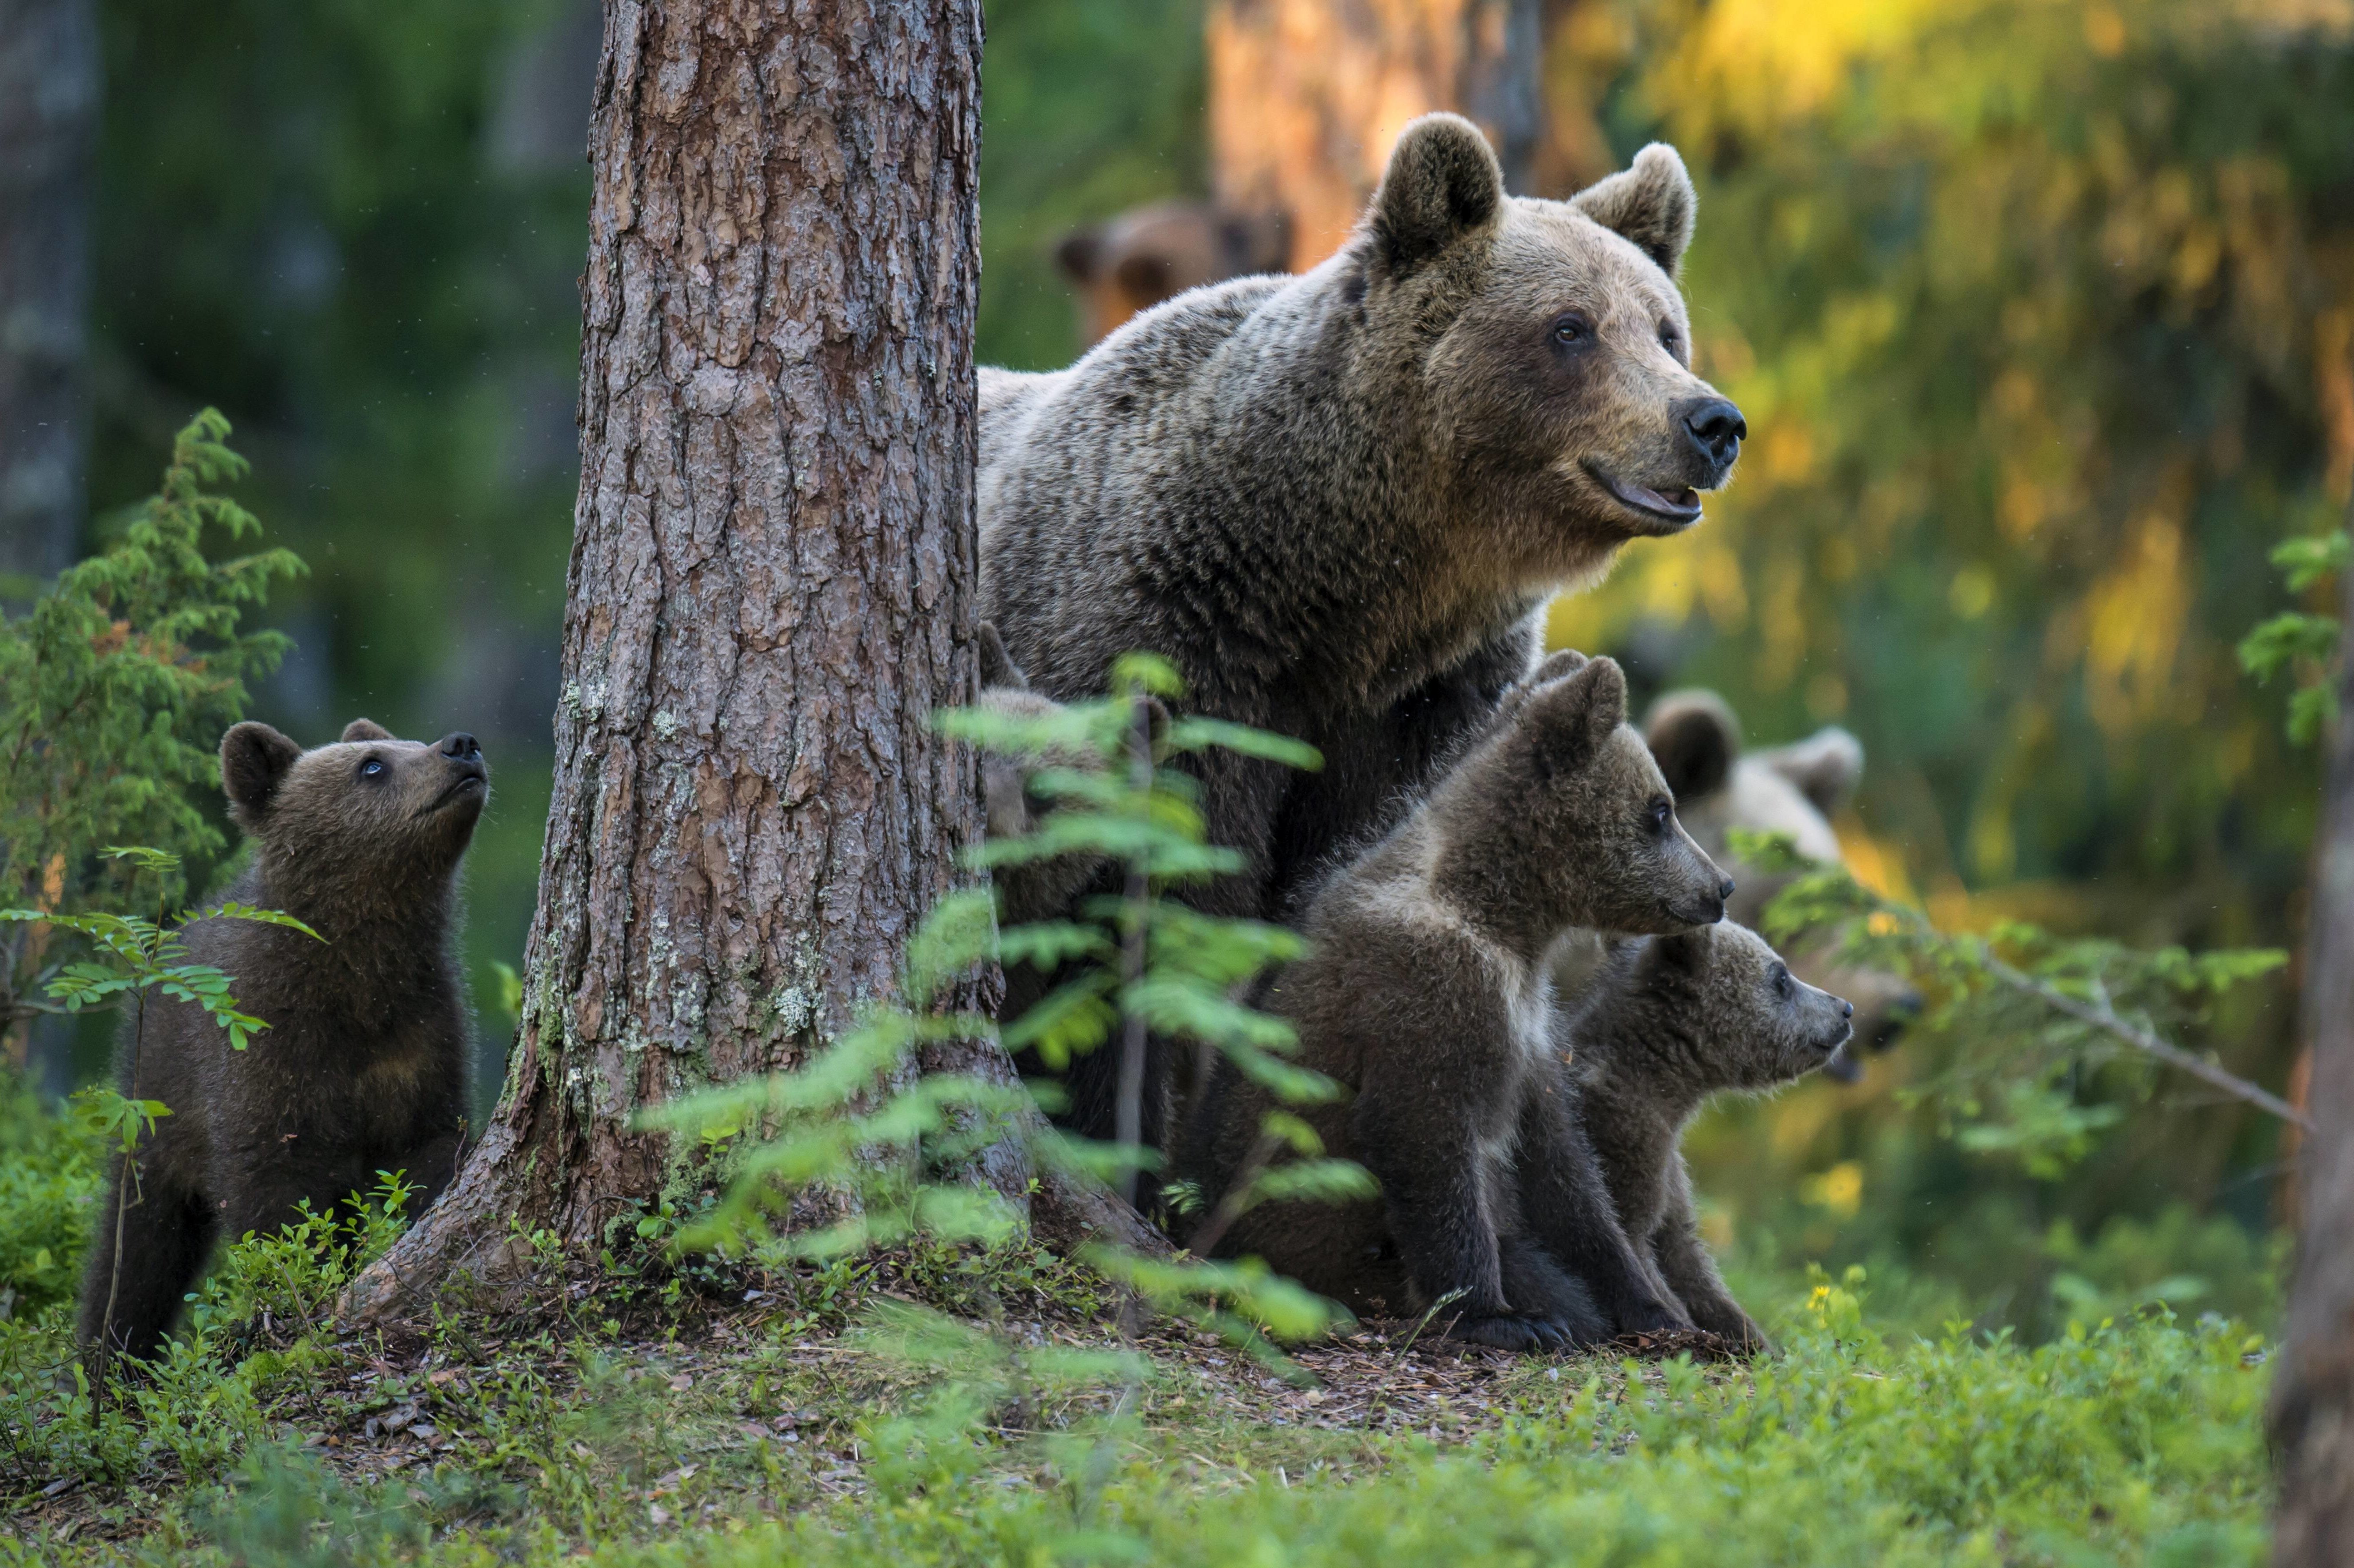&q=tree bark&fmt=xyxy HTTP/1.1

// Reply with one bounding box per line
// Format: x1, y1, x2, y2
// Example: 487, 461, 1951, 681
346, 0, 1023, 1316
1206, 0, 1543, 273
0, 0, 97, 599
2273, 518, 2354, 1564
